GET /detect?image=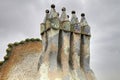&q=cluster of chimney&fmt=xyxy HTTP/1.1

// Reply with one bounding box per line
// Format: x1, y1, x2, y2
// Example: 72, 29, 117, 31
40, 4, 90, 36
